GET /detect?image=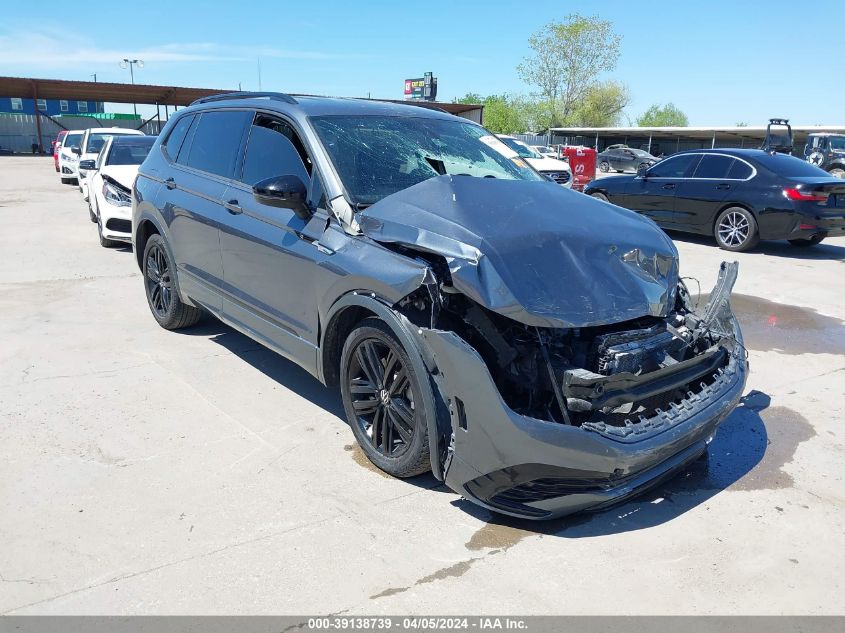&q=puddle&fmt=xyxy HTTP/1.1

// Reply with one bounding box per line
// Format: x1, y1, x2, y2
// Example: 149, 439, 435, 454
694, 293, 845, 356
663, 400, 816, 494
343, 443, 392, 479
